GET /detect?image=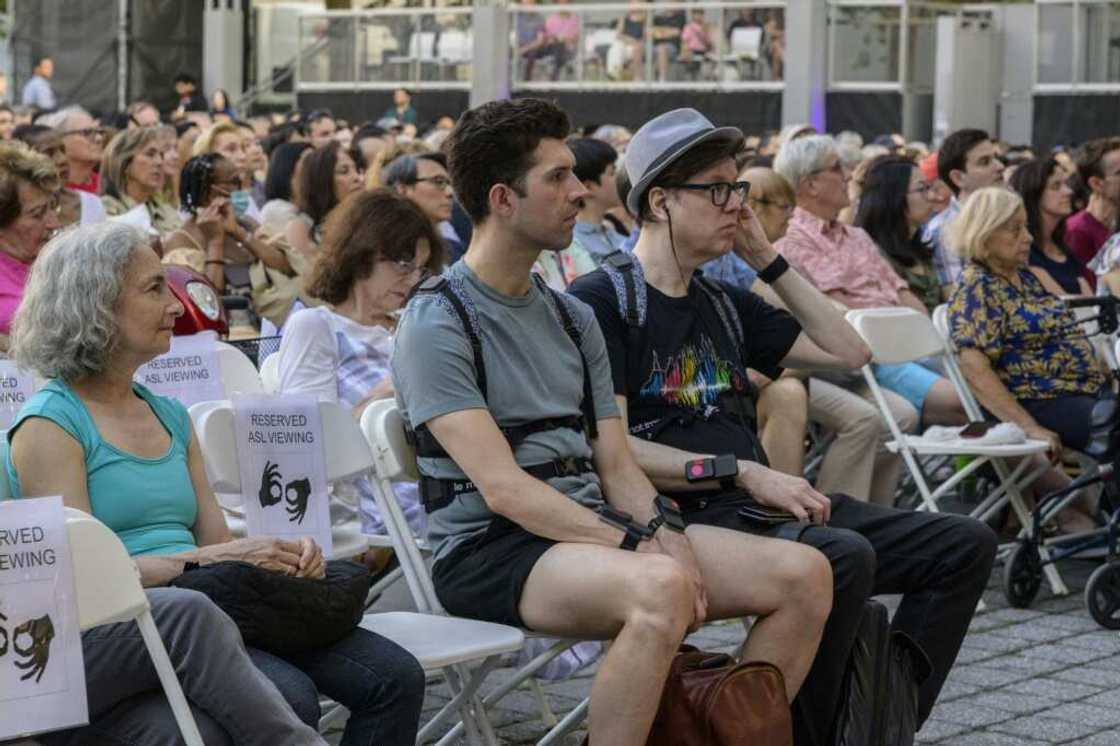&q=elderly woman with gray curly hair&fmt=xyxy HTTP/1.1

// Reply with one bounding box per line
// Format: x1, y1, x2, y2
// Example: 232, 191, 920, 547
4, 222, 425, 745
